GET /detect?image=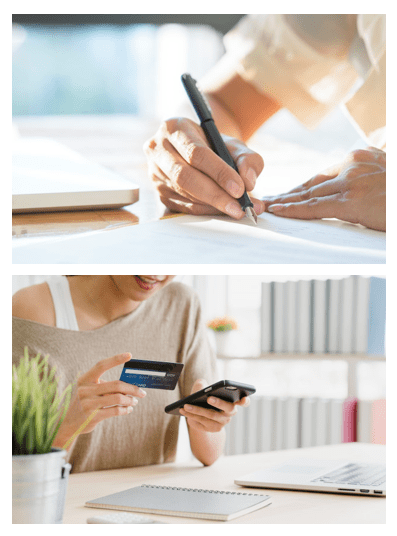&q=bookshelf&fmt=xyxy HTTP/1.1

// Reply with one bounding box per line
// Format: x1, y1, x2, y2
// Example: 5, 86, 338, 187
217, 353, 386, 398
